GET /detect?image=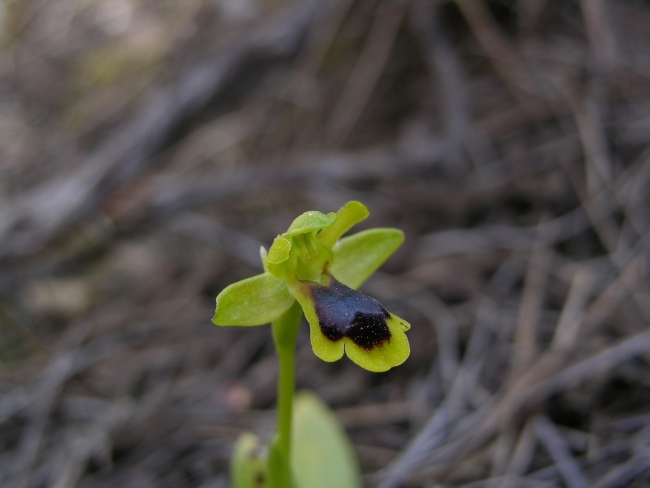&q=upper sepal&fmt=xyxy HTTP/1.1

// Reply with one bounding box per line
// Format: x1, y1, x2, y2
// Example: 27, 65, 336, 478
266, 210, 338, 282
213, 273, 295, 326
286, 211, 335, 236
330, 228, 404, 290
